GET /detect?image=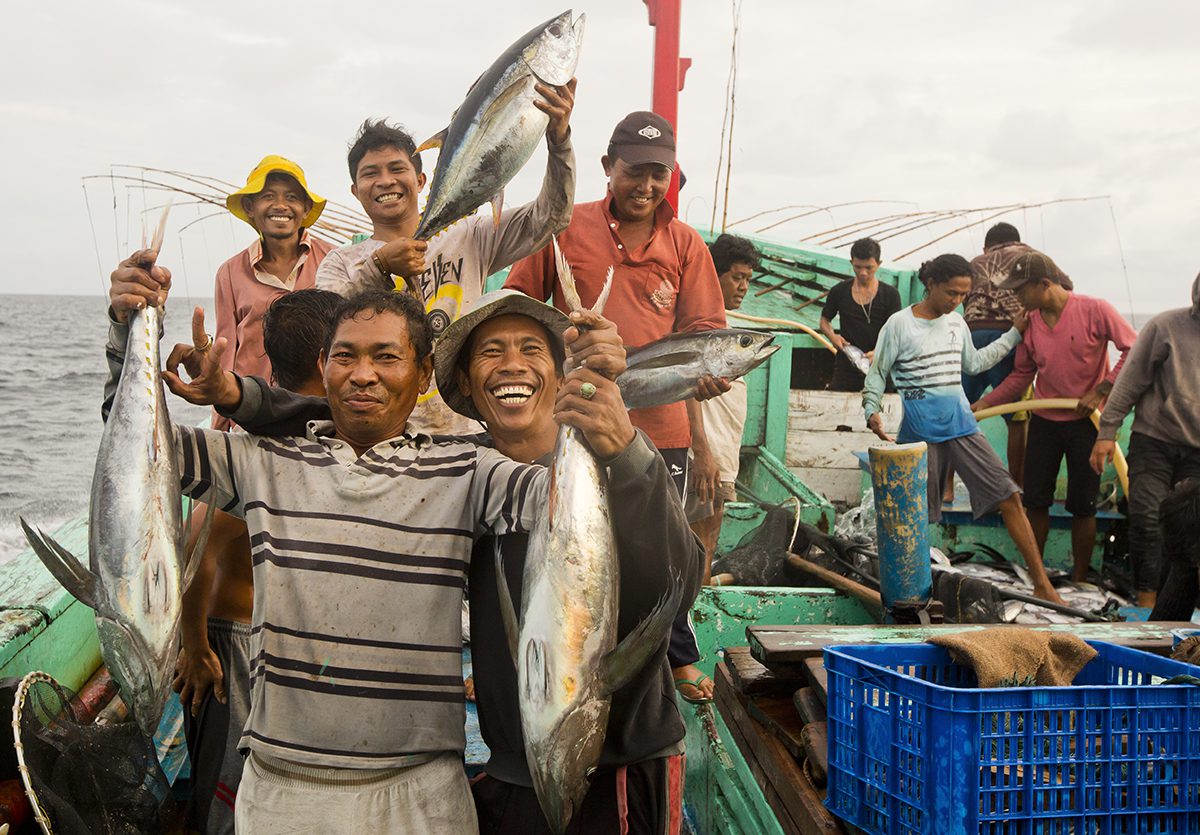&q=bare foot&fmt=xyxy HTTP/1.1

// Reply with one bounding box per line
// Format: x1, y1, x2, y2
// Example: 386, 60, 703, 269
464, 675, 475, 702
672, 664, 714, 702
1033, 584, 1066, 607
